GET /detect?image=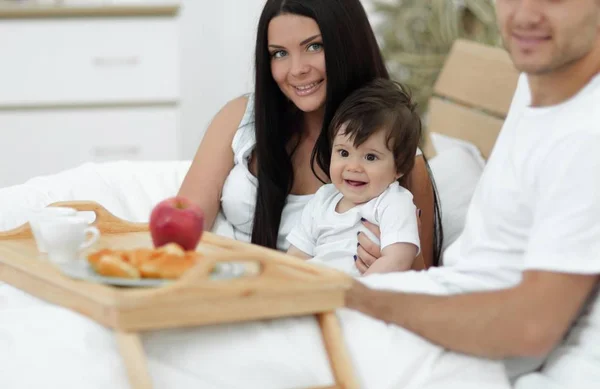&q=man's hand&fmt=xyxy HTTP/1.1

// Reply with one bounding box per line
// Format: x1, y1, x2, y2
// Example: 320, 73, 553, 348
344, 279, 374, 312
